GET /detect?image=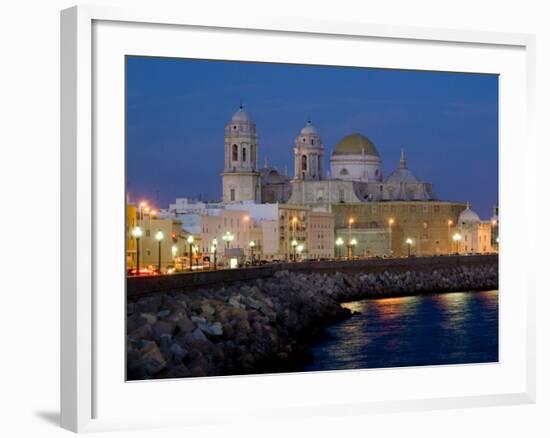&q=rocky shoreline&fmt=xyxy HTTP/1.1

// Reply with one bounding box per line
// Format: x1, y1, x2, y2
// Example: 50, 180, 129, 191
127, 264, 498, 380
